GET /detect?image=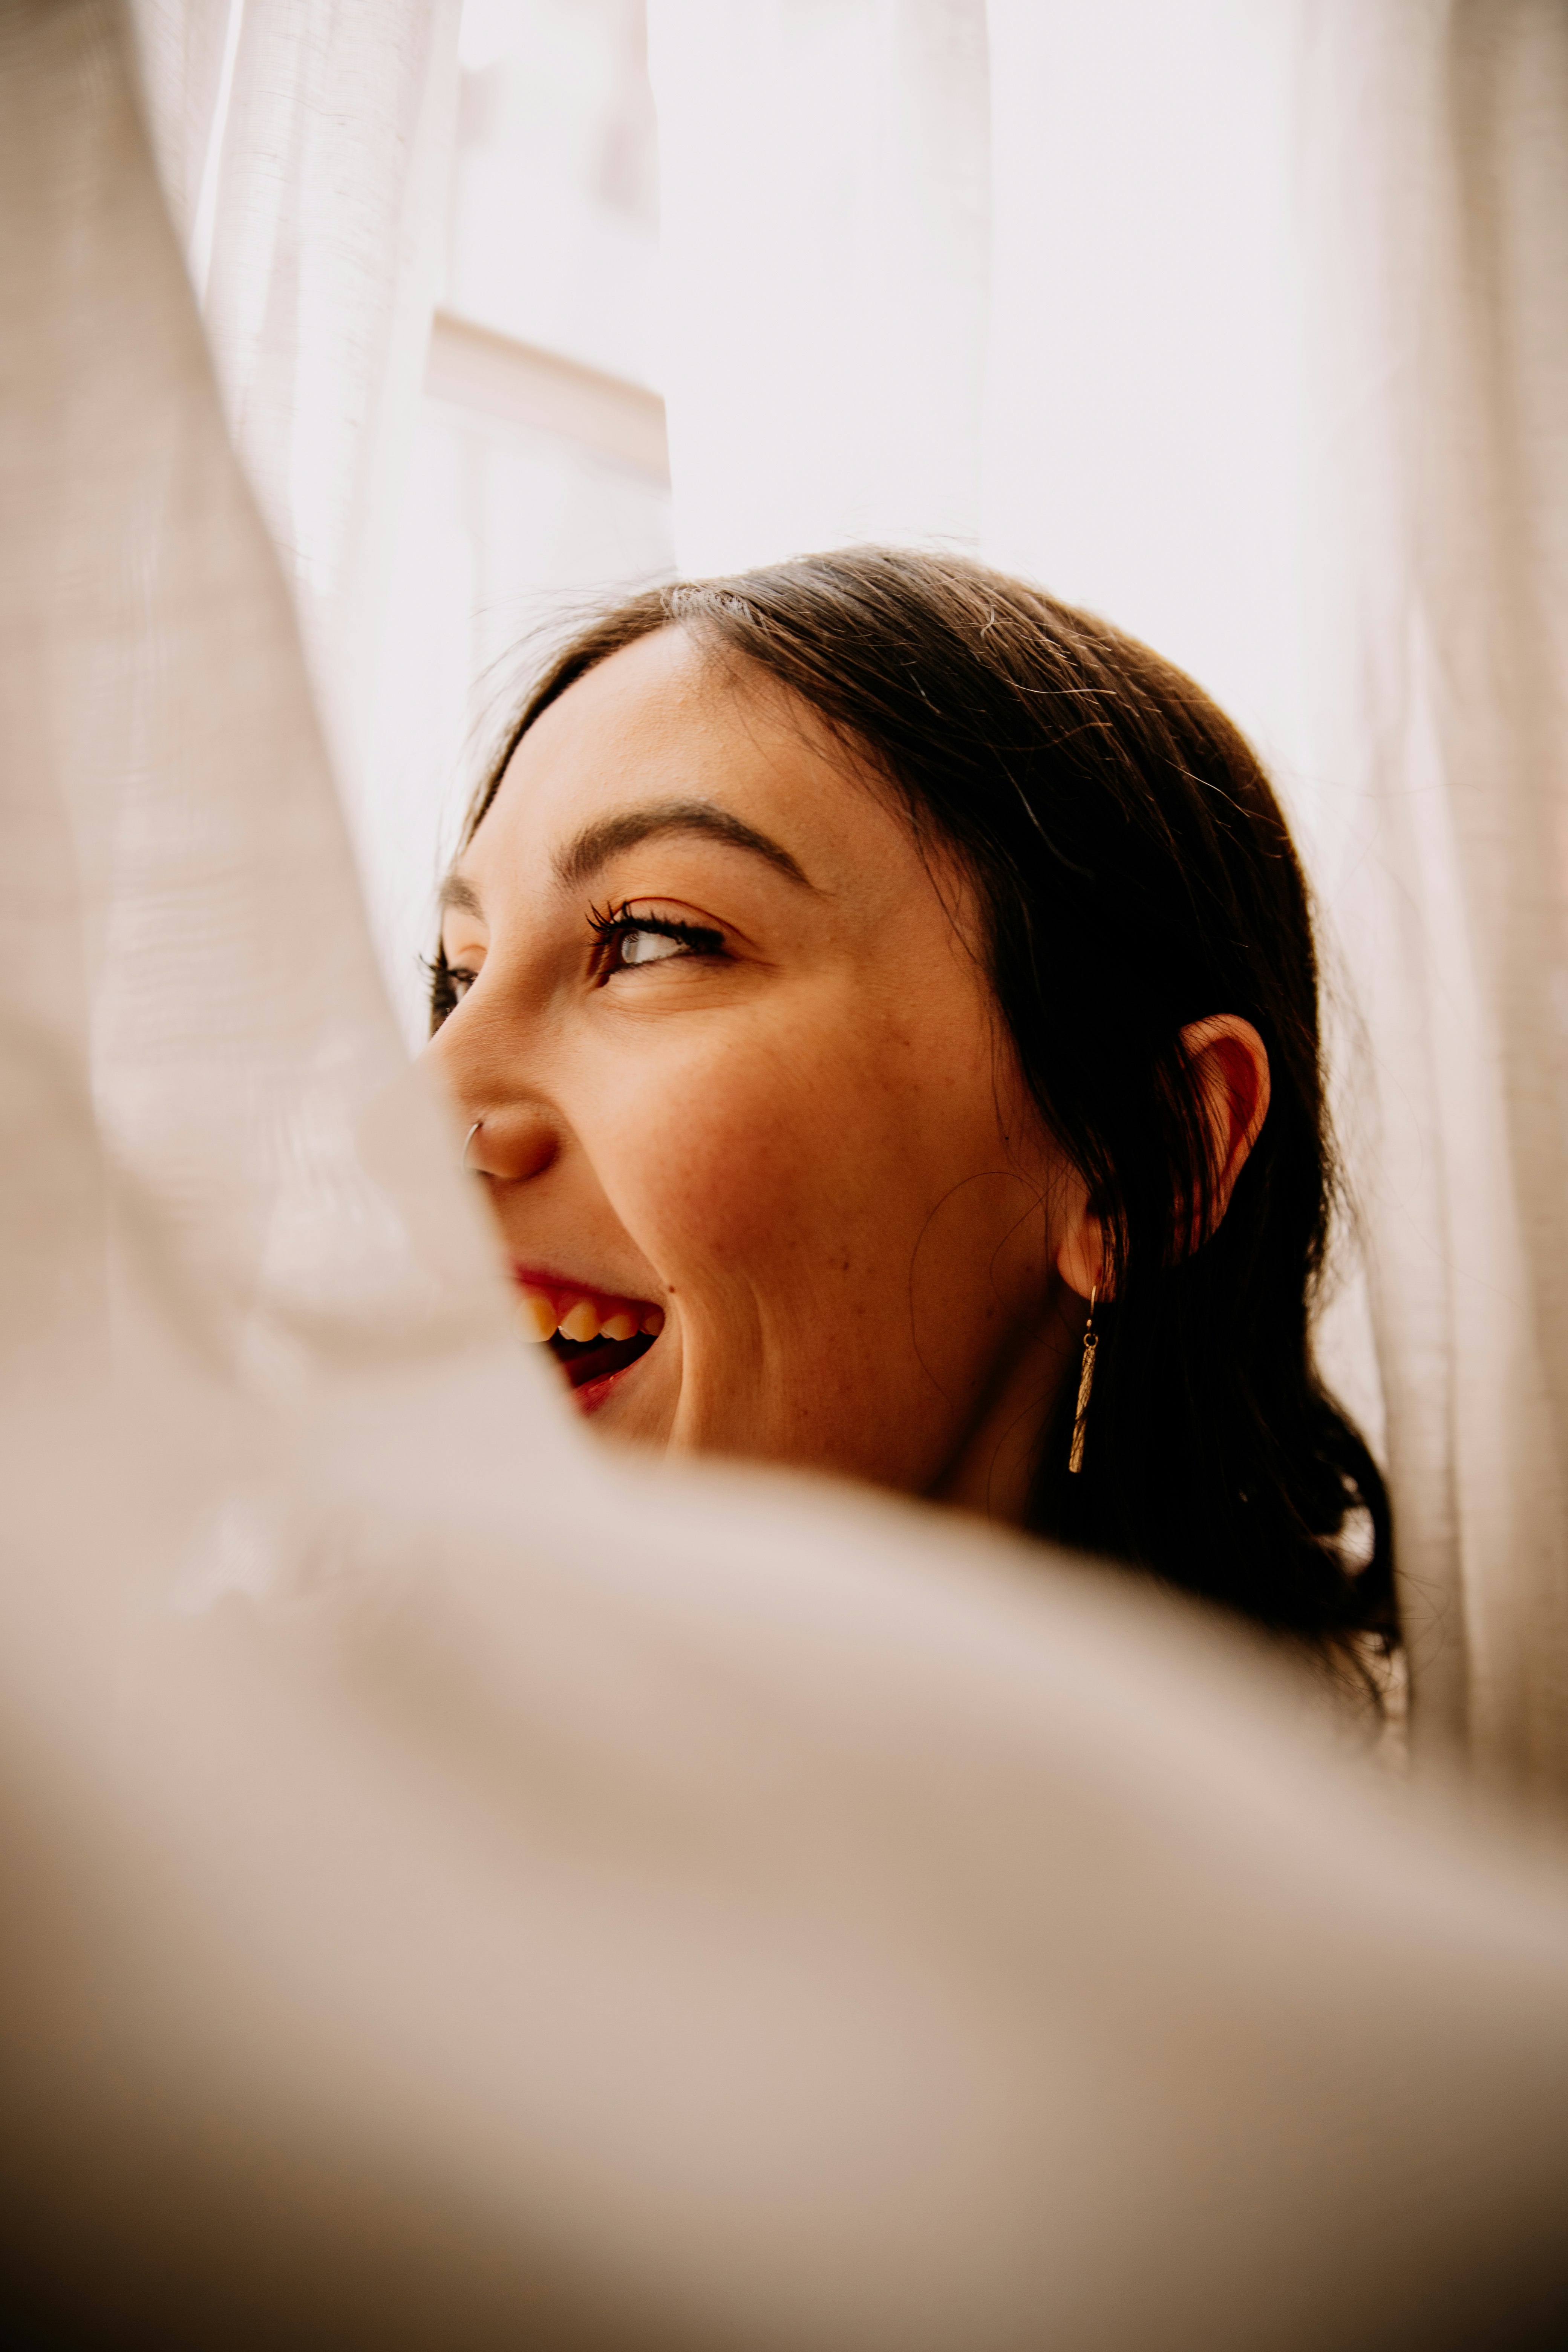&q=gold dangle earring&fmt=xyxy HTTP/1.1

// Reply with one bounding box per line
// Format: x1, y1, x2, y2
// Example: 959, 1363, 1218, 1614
1068, 1282, 1099, 1475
